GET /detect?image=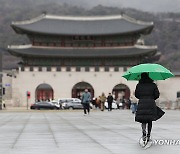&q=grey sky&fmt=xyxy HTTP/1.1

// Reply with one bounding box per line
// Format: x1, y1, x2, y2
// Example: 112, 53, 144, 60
52, 0, 180, 12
